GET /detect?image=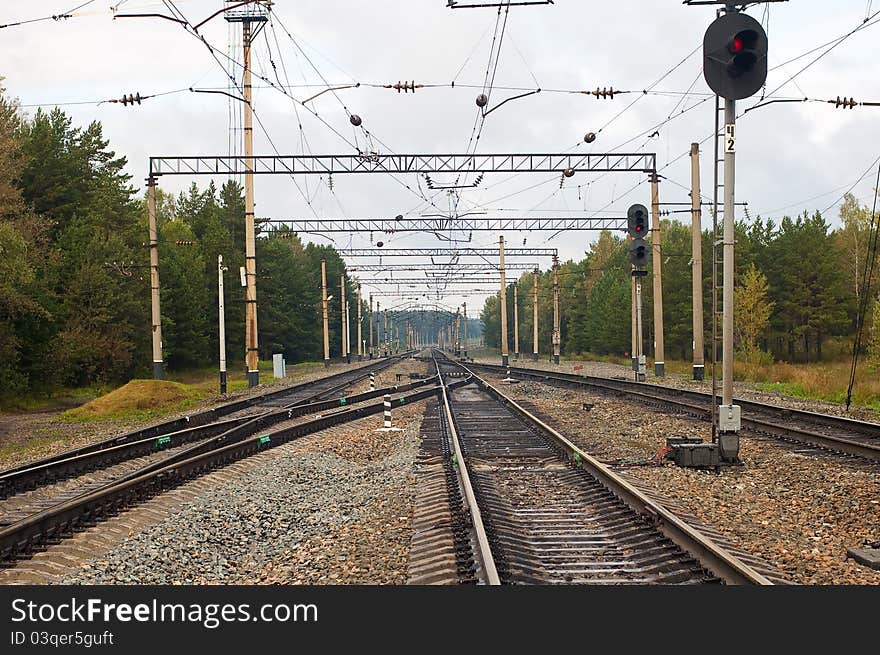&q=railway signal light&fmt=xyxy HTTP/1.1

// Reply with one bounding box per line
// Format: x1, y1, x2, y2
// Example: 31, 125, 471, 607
627, 203, 649, 239
629, 239, 650, 268
703, 12, 768, 100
